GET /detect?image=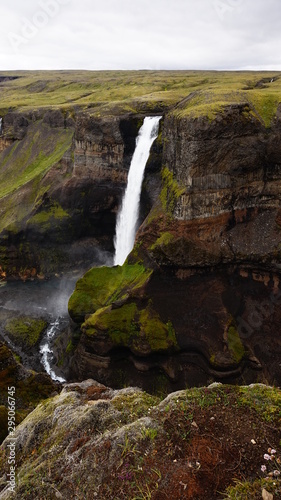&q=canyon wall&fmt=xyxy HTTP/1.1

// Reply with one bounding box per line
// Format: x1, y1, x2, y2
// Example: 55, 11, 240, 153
68, 104, 281, 390
0, 110, 142, 277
